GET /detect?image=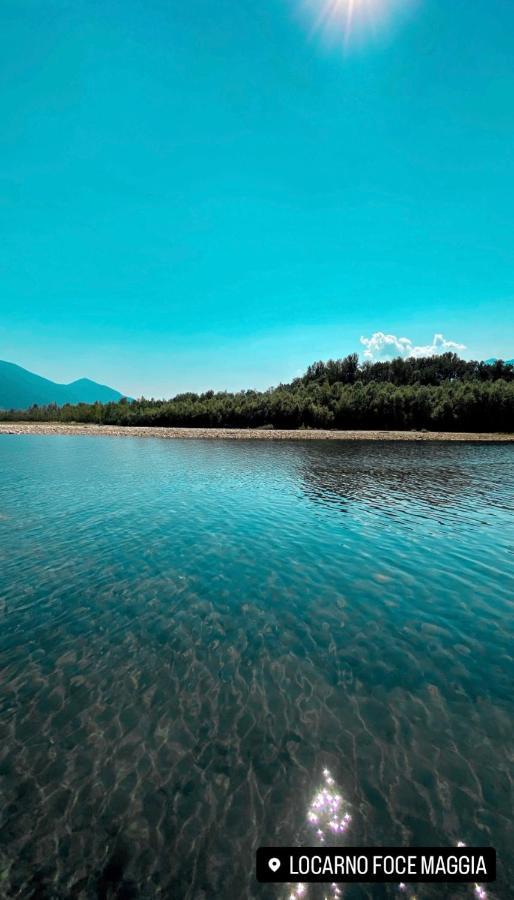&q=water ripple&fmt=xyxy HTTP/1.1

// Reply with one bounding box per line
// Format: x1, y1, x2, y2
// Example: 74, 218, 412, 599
0, 437, 512, 898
